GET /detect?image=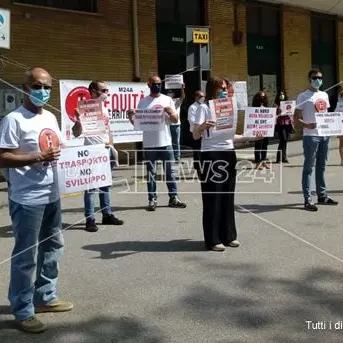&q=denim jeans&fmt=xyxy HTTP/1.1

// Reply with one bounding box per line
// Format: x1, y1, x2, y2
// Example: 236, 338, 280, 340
302, 135, 330, 201
170, 125, 181, 161
84, 186, 112, 219
8, 199, 63, 321
144, 146, 178, 201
